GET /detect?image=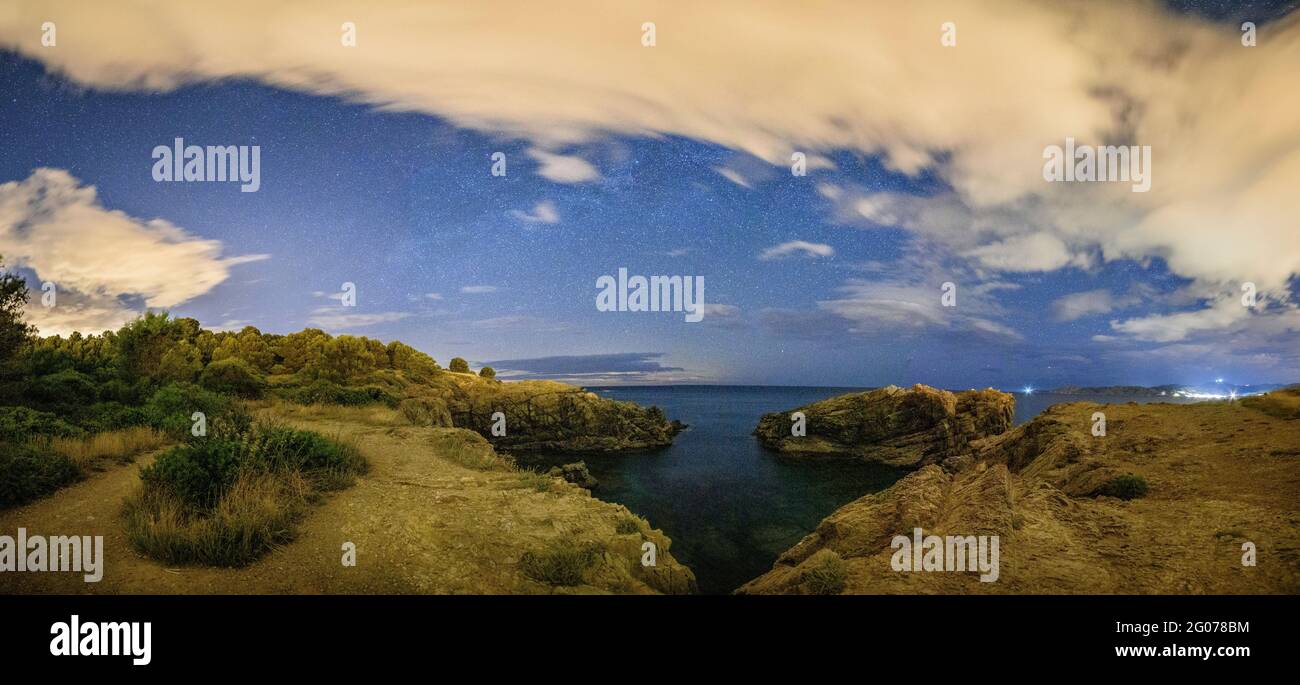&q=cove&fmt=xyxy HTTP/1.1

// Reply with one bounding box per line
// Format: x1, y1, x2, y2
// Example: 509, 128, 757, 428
513, 385, 906, 595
